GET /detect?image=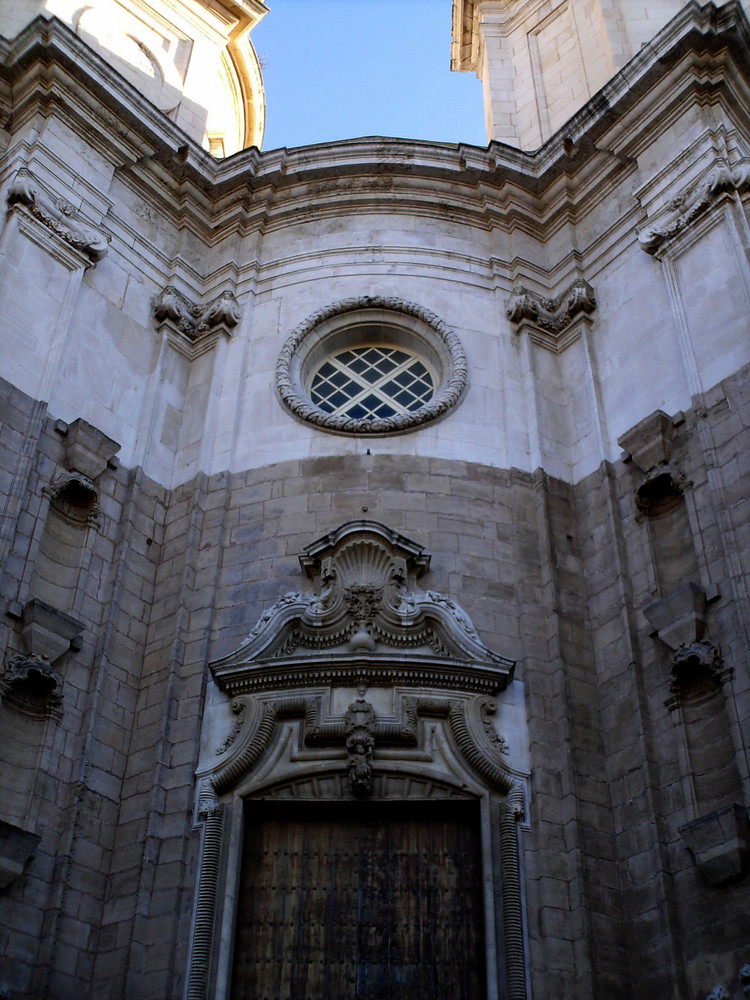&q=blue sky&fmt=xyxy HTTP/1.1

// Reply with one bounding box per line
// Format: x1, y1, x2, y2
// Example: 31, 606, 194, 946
251, 0, 487, 150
